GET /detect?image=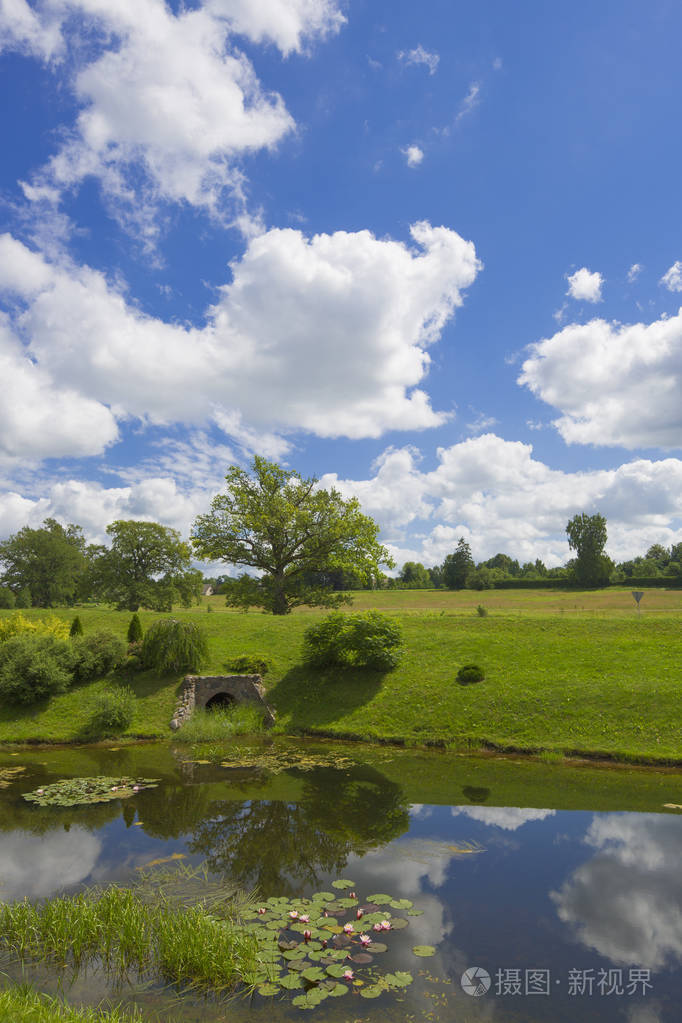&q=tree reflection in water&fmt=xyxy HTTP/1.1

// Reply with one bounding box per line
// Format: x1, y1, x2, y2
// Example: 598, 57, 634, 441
188, 765, 410, 895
